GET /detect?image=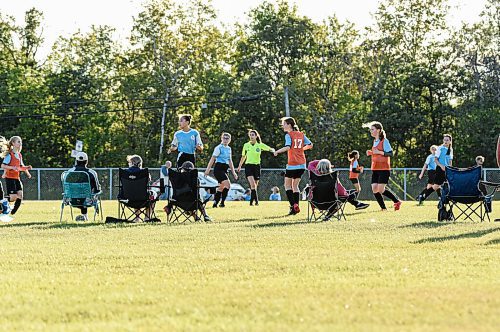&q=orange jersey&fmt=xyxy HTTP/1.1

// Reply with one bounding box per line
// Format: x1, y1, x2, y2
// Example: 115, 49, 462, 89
3, 151, 22, 180
370, 139, 391, 170
349, 160, 361, 179
286, 131, 307, 166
